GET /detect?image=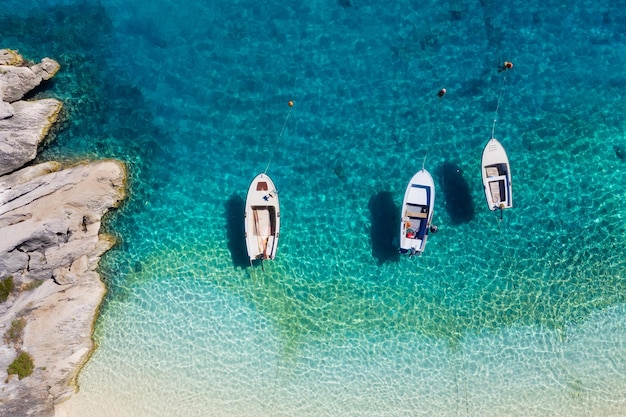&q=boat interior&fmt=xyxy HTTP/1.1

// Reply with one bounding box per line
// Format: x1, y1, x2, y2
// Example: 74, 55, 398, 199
405, 203, 428, 239
485, 164, 509, 205
485, 163, 508, 178
252, 206, 276, 237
